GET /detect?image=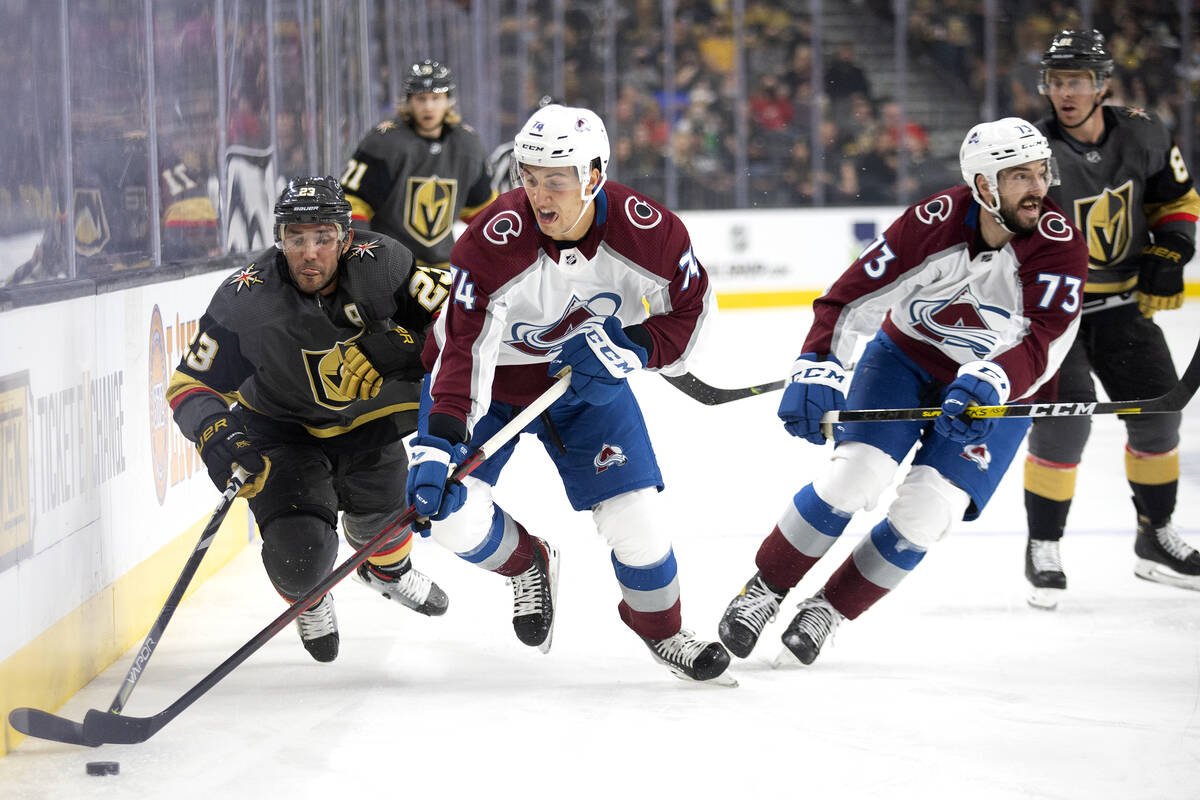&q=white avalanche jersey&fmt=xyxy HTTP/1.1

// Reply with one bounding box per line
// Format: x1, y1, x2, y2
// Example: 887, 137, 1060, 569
805, 185, 1089, 402
423, 182, 716, 432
